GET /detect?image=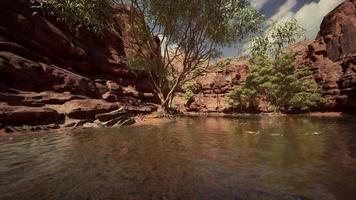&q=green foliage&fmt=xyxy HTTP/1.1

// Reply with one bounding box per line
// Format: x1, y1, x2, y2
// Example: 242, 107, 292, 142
125, 57, 156, 72
182, 82, 199, 102
216, 58, 233, 69
248, 19, 305, 59
33, 0, 114, 34
137, 0, 264, 45
226, 86, 258, 109
227, 53, 326, 112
